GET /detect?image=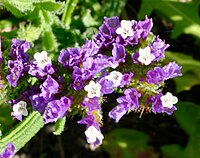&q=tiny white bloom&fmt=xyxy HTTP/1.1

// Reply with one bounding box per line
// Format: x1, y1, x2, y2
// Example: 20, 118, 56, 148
85, 125, 104, 143
13, 101, 28, 116
116, 20, 134, 39
105, 71, 123, 87
138, 46, 155, 65
160, 92, 178, 108
84, 81, 101, 98
33, 51, 51, 69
